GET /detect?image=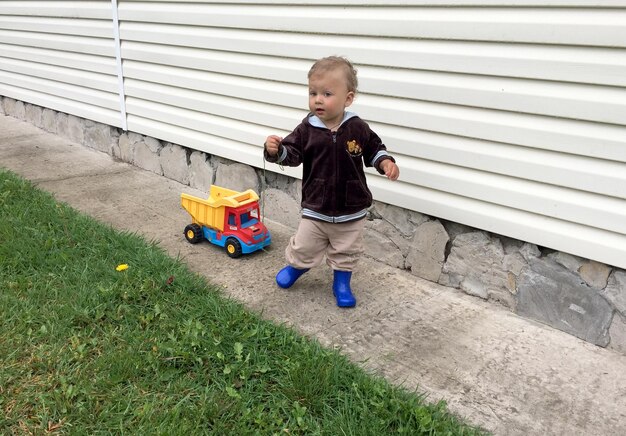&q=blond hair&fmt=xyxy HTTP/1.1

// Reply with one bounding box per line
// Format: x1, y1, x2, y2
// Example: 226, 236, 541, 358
308, 56, 358, 93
